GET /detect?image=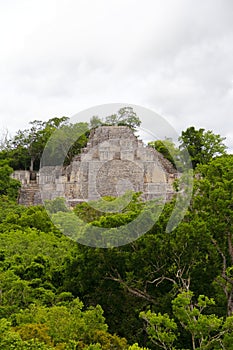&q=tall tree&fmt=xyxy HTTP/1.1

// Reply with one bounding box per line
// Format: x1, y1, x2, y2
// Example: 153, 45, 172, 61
42, 122, 89, 166
9, 117, 68, 171
193, 155, 233, 316
140, 290, 233, 350
179, 126, 227, 168
105, 107, 141, 129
